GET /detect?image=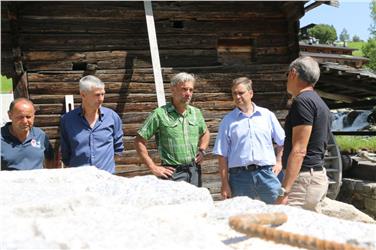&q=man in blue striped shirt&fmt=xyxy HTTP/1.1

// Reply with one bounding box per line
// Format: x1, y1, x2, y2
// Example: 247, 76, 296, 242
60, 75, 124, 173
213, 77, 285, 204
